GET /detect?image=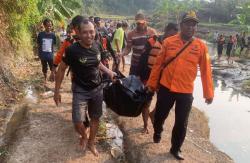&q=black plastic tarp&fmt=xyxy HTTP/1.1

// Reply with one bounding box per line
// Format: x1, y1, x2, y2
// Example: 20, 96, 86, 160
104, 75, 151, 117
